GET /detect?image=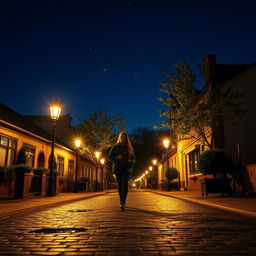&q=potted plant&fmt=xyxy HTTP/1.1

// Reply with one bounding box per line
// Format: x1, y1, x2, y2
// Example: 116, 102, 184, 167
199, 149, 232, 196
164, 167, 179, 190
